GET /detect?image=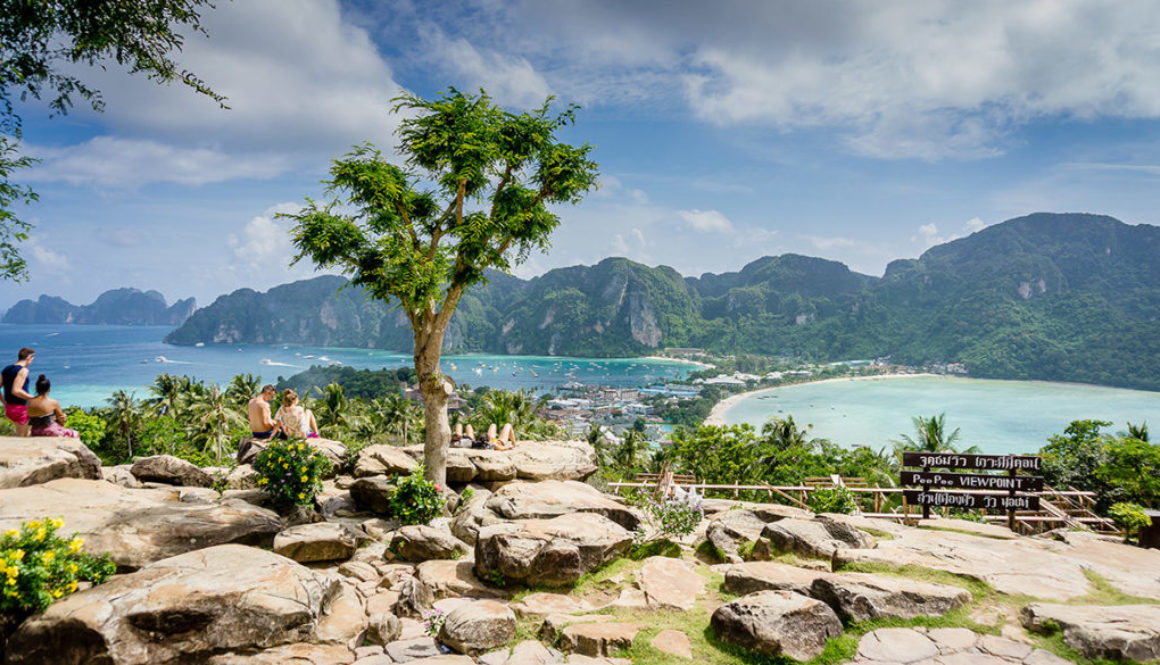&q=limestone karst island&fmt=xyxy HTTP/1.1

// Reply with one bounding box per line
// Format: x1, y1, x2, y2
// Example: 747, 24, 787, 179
3, 3, 1160, 665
